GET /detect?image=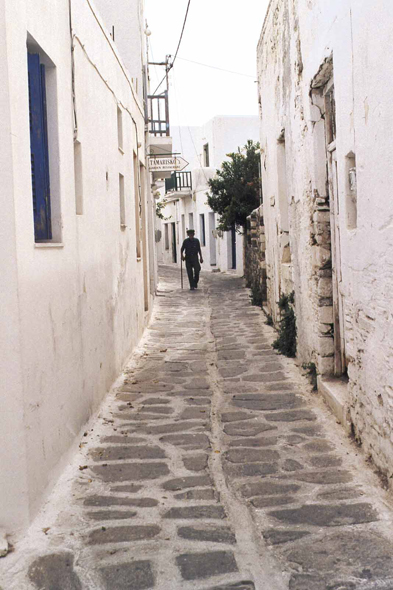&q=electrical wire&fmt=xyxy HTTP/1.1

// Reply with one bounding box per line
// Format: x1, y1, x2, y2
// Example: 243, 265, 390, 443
177, 56, 255, 78
152, 0, 192, 95
171, 0, 191, 69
